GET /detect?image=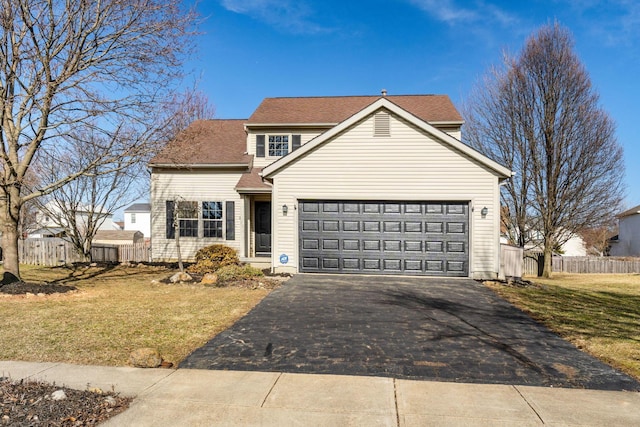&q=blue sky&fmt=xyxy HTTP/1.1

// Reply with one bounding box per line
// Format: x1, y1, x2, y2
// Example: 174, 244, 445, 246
186, 0, 640, 208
